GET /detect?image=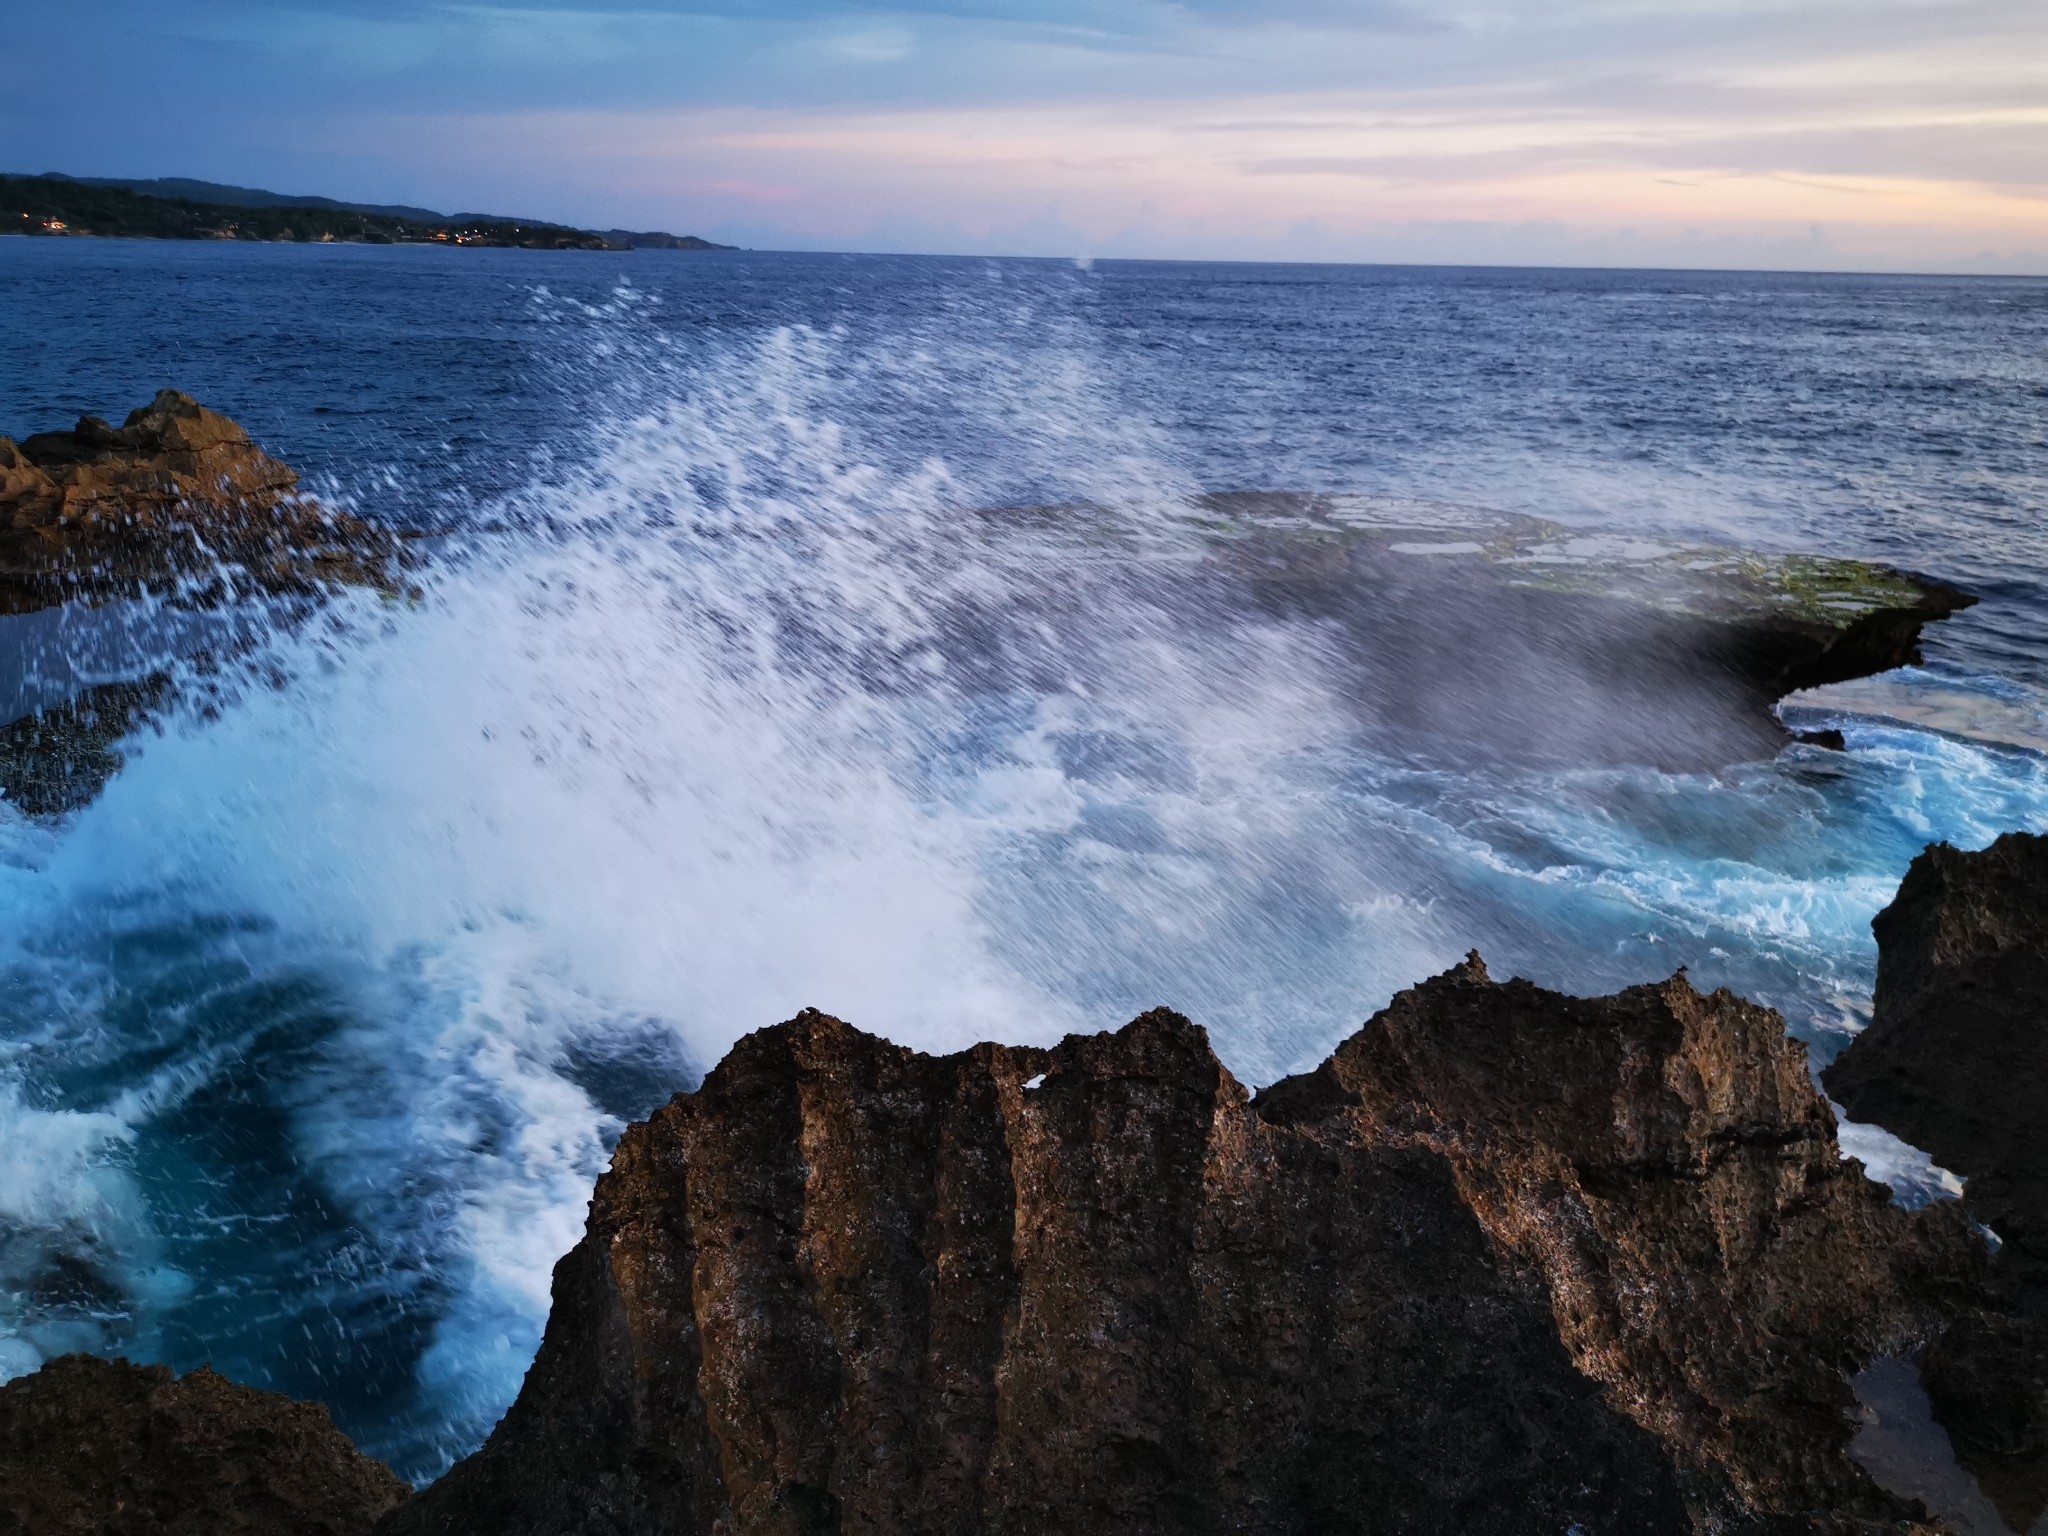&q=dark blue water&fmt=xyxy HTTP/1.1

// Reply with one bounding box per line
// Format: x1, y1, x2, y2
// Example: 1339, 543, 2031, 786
2, 237, 2045, 1479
